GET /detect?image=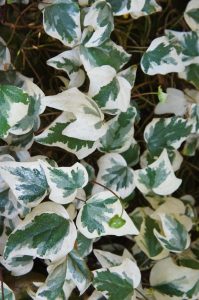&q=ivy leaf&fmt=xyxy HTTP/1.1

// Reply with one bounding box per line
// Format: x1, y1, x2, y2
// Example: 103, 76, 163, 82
76, 191, 138, 238
76, 231, 93, 258
42, 0, 81, 47
0, 85, 31, 138
88, 65, 137, 113
144, 117, 192, 156
47, 48, 85, 88
150, 257, 199, 299
141, 36, 184, 75
84, 0, 114, 47
40, 161, 88, 204
130, 0, 162, 19
36, 258, 68, 300
80, 36, 130, 72
36, 112, 97, 159
0, 189, 17, 219
93, 249, 123, 268
92, 153, 135, 199
0, 255, 33, 276
134, 149, 182, 195
93, 258, 141, 300
134, 215, 168, 260
66, 249, 92, 293
179, 63, 199, 89
106, 0, 145, 16
184, 0, 199, 31
0, 37, 11, 70
41, 87, 106, 141
153, 214, 190, 253
3, 202, 77, 262
98, 106, 137, 153
0, 161, 48, 208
